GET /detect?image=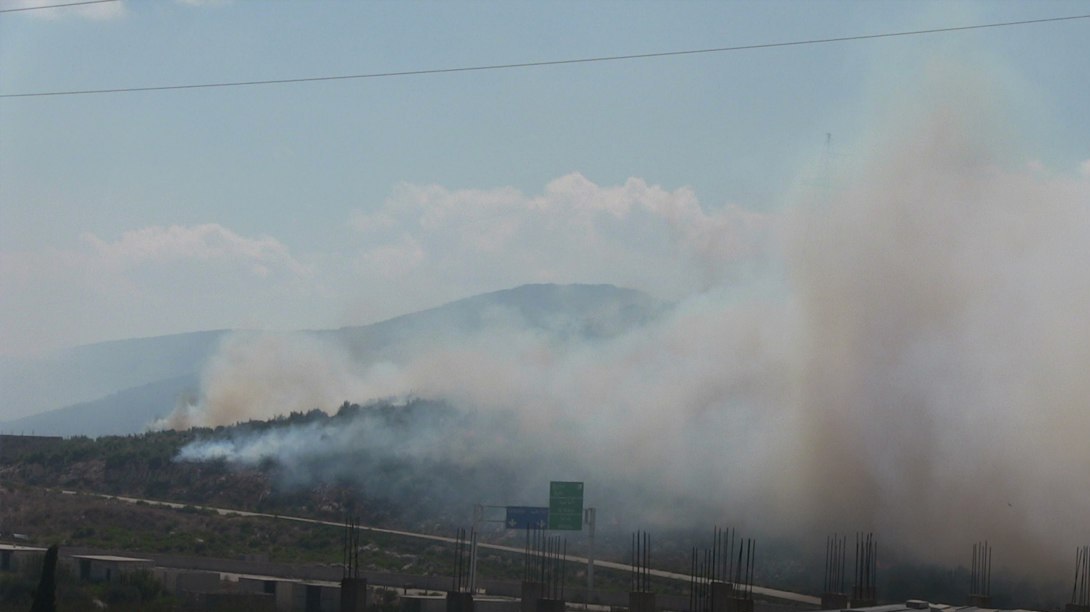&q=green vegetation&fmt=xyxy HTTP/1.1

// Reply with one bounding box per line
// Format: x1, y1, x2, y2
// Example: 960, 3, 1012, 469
0, 406, 1071, 611
0, 403, 463, 528
1, 486, 427, 568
